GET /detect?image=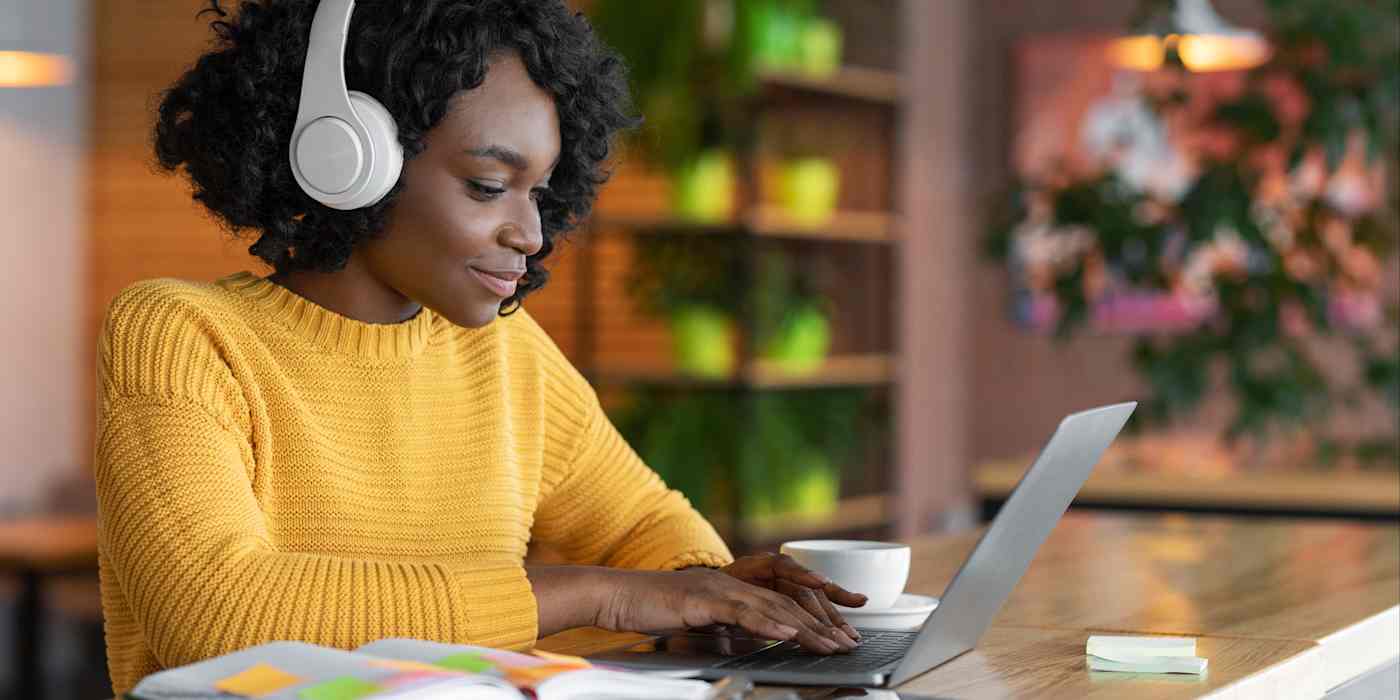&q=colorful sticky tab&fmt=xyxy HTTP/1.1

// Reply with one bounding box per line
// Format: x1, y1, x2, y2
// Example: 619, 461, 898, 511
481, 649, 549, 668
366, 658, 453, 674
213, 663, 304, 697
529, 649, 590, 667
296, 676, 382, 700
378, 670, 463, 689
434, 652, 496, 673
503, 663, 587, 687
